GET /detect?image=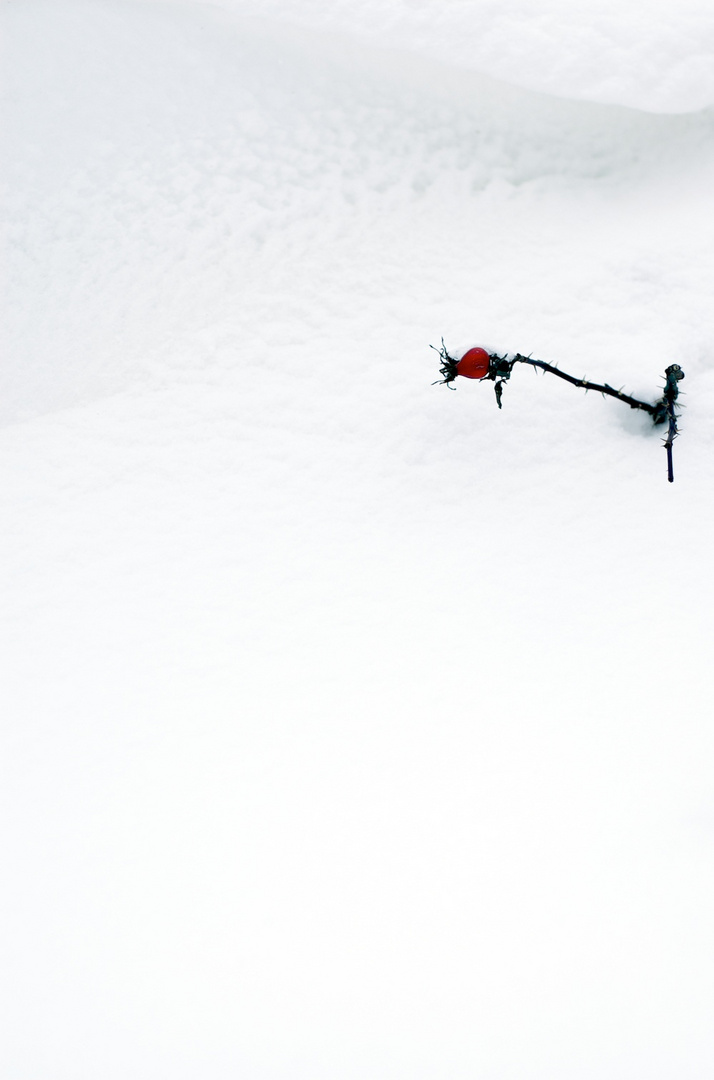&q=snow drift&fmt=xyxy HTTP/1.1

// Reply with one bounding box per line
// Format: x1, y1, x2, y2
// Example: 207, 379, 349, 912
144, 0, 714, 113
2, 2, 714, 1078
